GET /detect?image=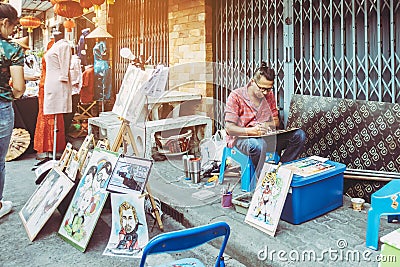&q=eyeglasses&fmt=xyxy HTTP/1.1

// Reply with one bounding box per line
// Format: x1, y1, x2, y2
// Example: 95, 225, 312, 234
254, 81, 273, 93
